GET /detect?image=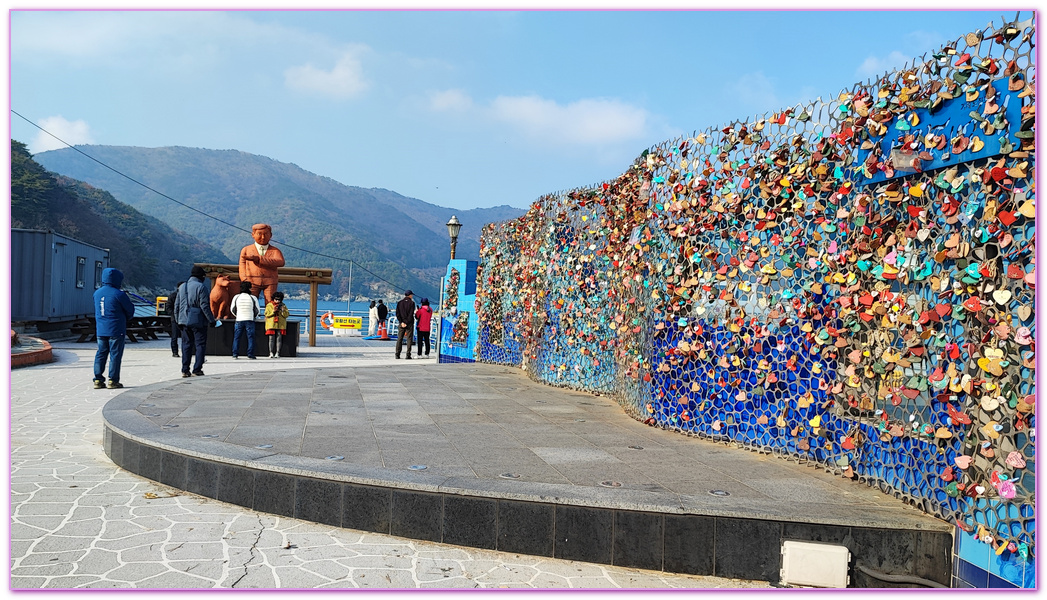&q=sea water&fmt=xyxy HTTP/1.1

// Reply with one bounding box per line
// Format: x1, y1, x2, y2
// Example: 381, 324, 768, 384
135, 298, 386, 335
282, 299, 385, 335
